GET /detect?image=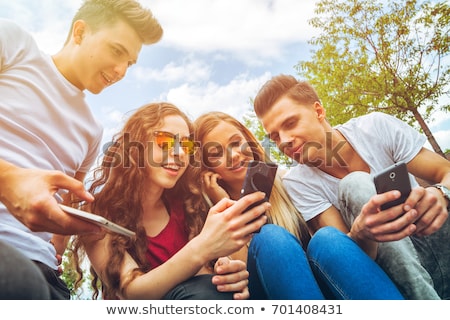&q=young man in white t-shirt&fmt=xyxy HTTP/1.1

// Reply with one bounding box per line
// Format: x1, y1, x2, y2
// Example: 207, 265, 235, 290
0, 0, 164, 299
253, 74, 450, 299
